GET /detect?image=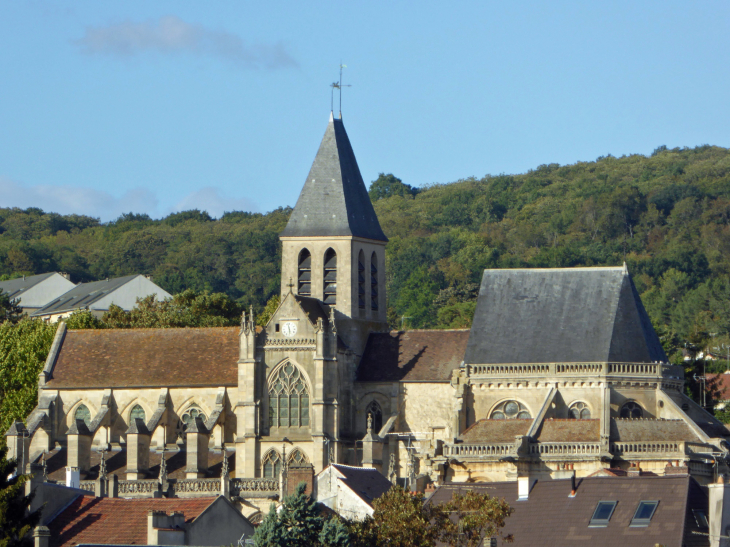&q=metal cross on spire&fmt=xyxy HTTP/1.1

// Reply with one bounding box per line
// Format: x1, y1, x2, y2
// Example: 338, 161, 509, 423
330, 63, 351, 118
